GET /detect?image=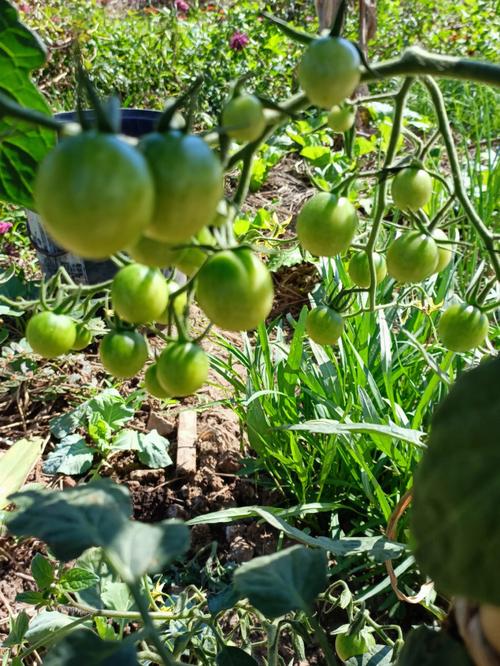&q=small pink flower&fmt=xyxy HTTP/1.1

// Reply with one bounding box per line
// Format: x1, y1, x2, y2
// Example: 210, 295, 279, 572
0, 222, 13, 235
229, 32, 249, 51
175, 0, 189, 13
18, 2, 30, 12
